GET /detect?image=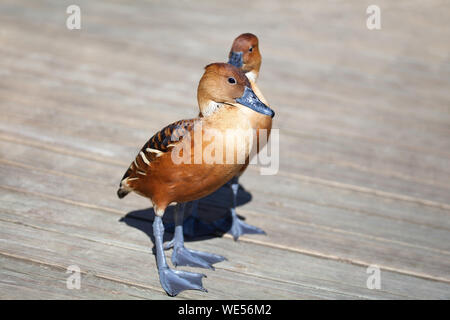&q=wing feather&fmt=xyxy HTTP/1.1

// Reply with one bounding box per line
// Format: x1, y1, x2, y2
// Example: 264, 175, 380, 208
117, 119, 196, 198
